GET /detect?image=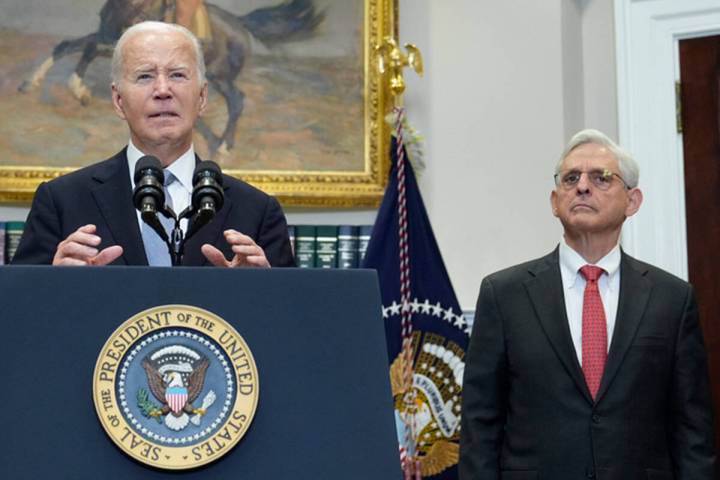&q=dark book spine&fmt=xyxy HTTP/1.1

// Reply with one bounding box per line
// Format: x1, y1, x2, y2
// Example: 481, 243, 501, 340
0, 222, 5, 265
337, 225, 359, 269
357, 225, 373, 266
295, 225, 317, 268
315, 225, 338, 269
5, 221, 25, 264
